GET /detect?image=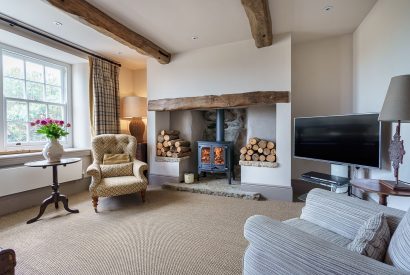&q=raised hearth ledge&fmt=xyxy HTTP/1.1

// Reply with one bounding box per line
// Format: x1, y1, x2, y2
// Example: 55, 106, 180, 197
239, 160, 279, 168
148, 91, 289, 111
155, 156, 191, 162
